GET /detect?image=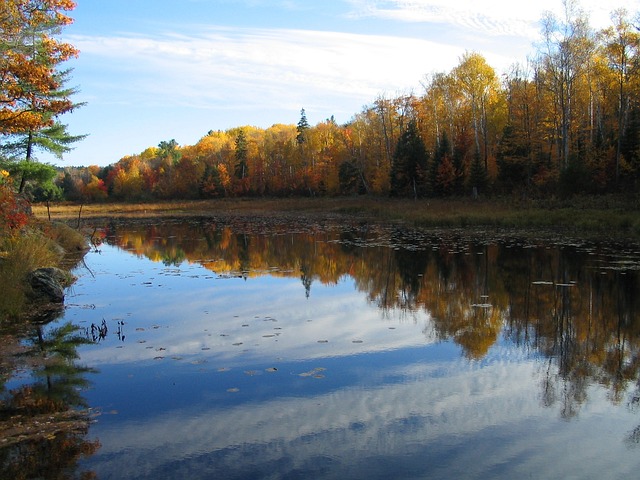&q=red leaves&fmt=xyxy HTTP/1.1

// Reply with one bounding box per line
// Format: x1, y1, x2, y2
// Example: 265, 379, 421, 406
0, 184, 30, 232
